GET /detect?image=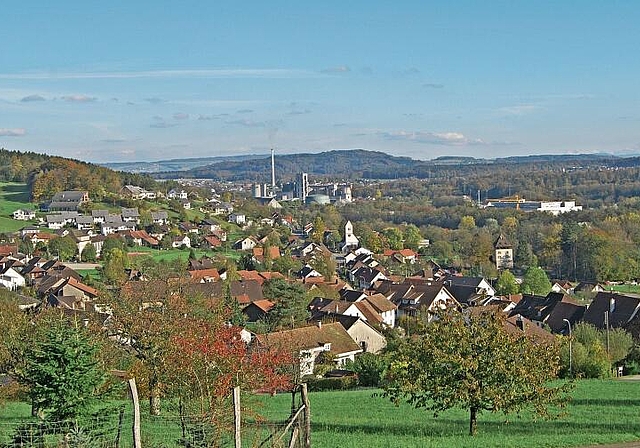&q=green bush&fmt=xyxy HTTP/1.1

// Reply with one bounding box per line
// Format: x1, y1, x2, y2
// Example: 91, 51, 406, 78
346, 353, 387, 387
304, 375, 358, 391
